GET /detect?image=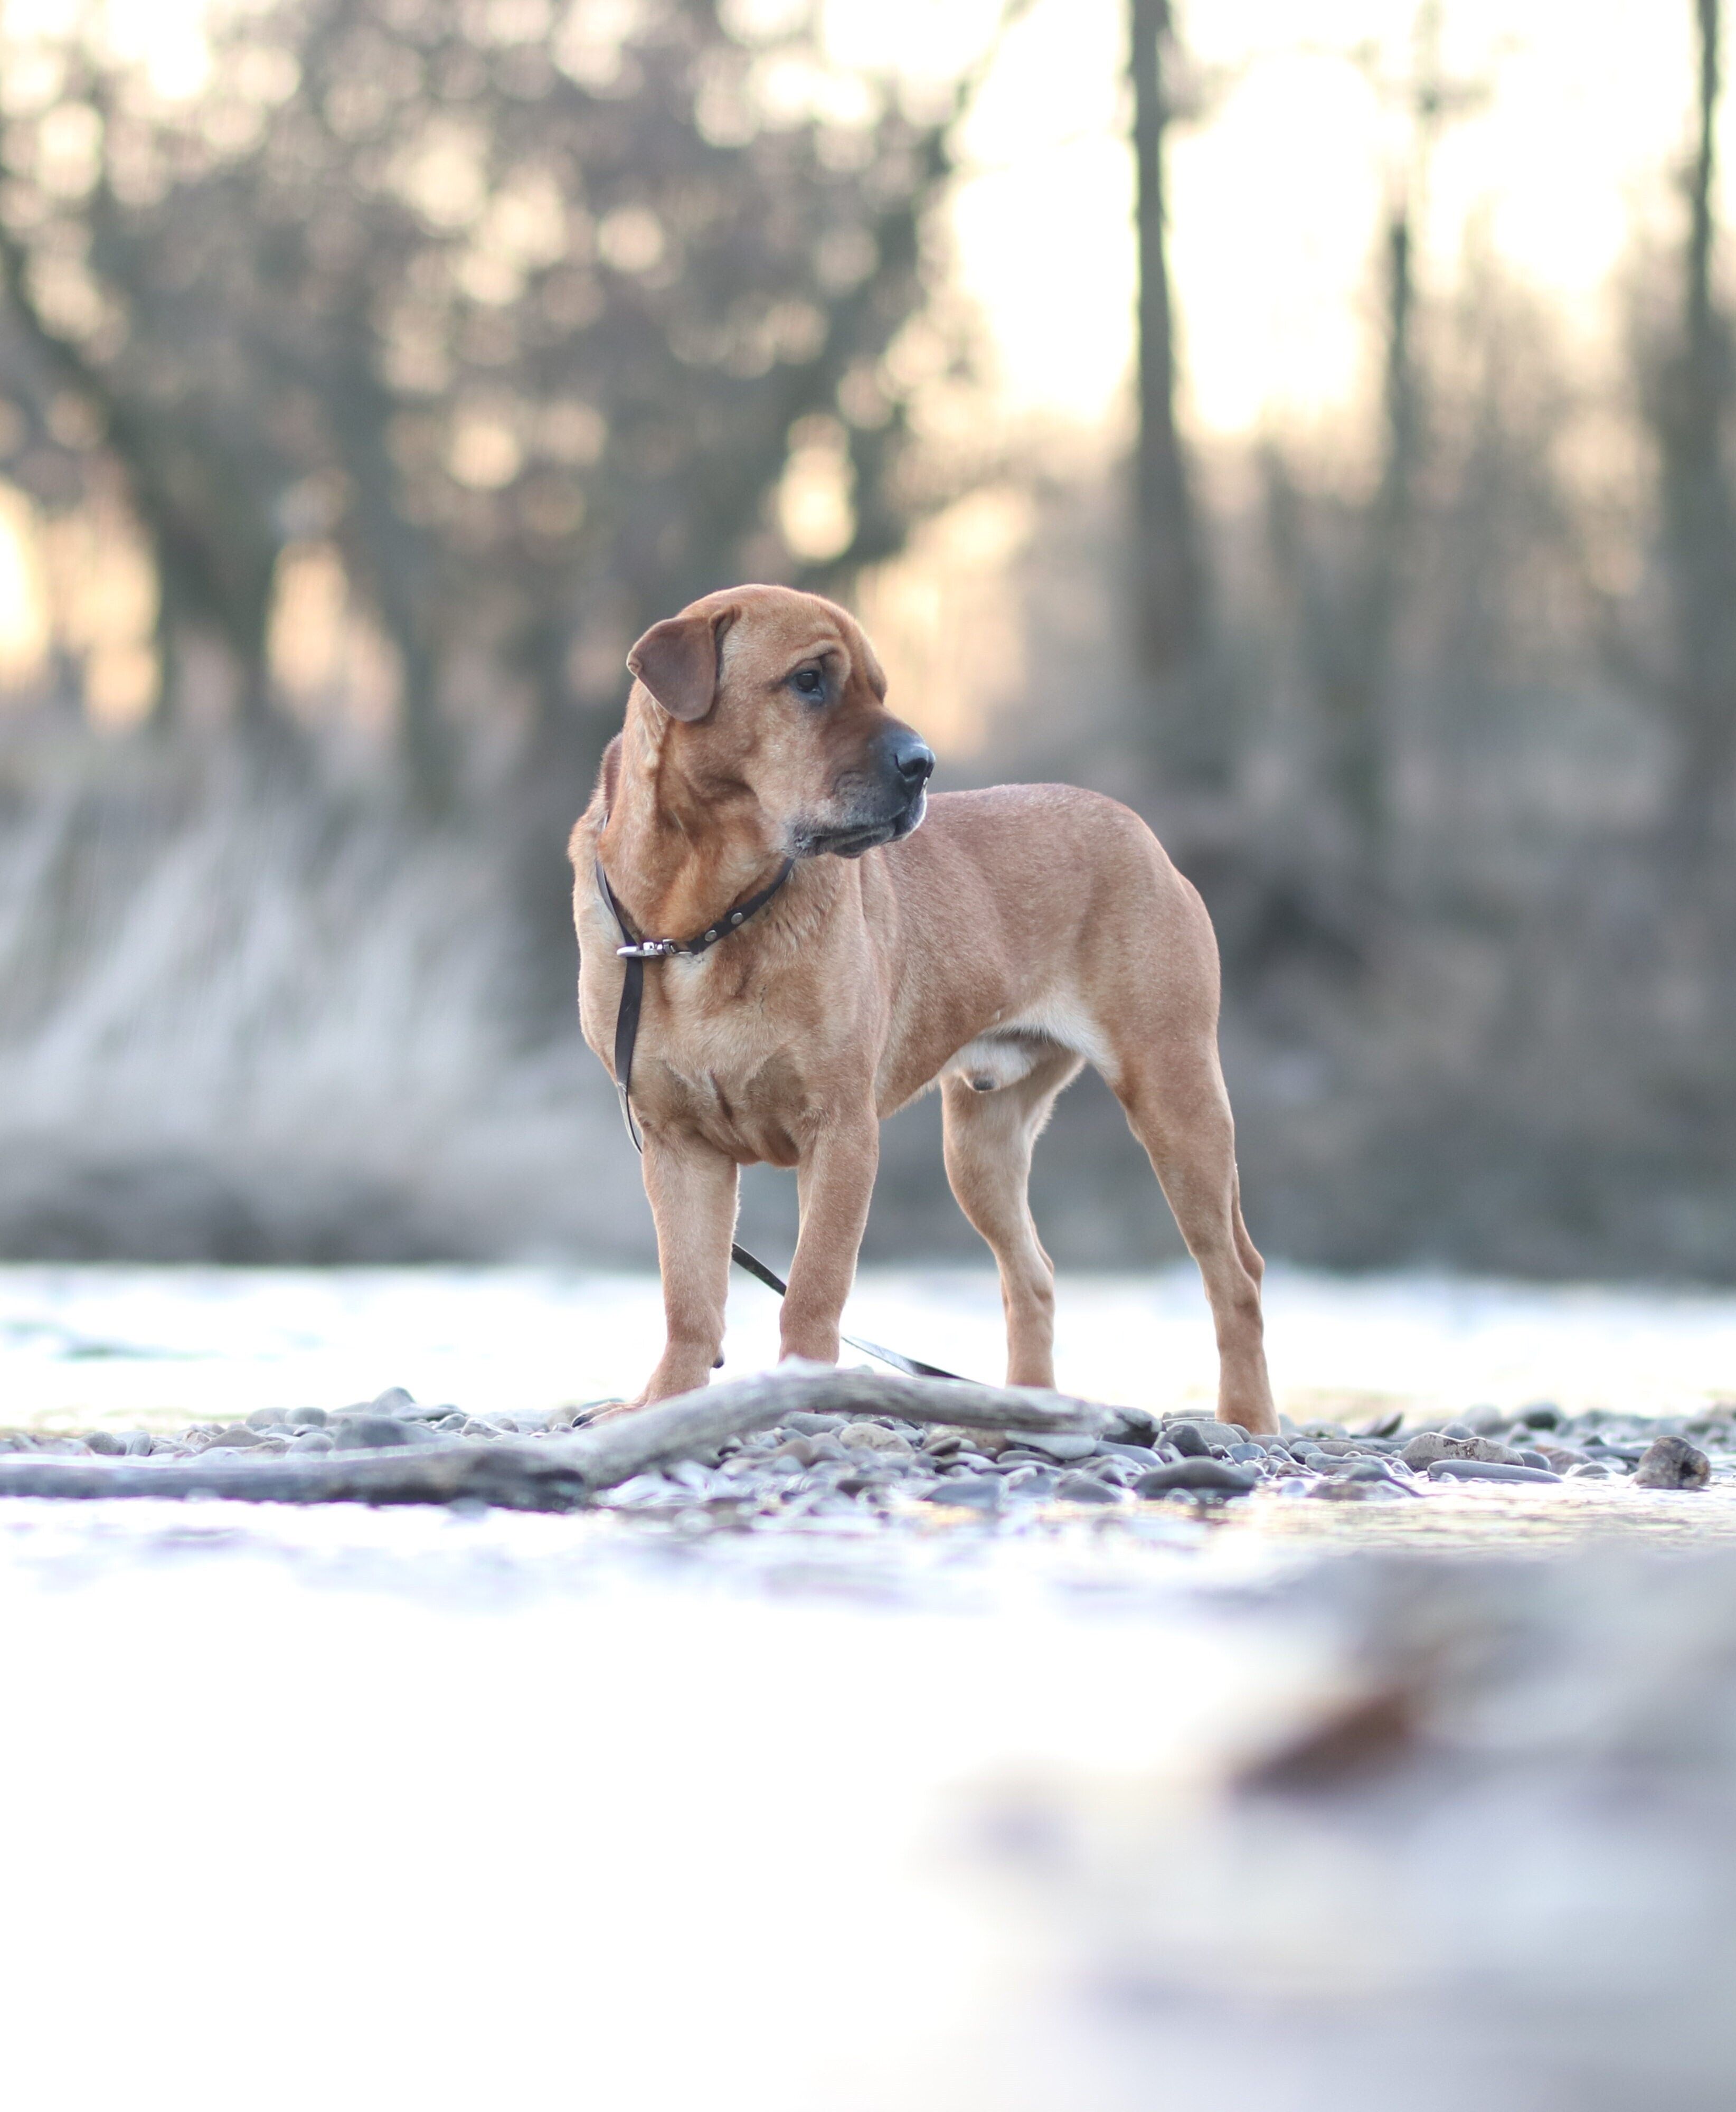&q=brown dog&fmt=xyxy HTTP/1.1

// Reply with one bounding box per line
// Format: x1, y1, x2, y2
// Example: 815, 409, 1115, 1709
570, 583, 1276, 1432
